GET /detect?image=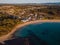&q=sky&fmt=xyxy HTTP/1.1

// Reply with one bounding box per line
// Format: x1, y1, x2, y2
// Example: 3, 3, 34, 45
0, 0, 60, 4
